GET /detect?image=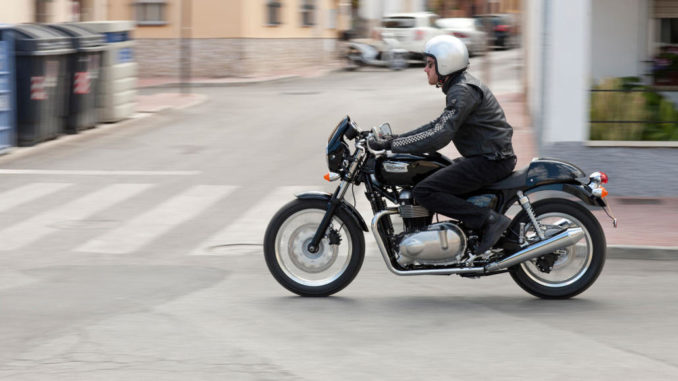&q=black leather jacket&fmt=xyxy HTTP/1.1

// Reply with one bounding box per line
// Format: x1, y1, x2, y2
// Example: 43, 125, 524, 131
391, 71, 515, 160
